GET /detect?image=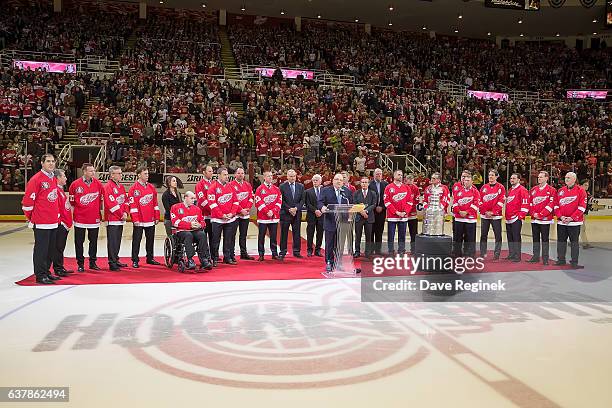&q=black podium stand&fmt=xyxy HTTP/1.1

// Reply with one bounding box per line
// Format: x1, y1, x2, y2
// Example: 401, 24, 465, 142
414, 234, 453, 273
